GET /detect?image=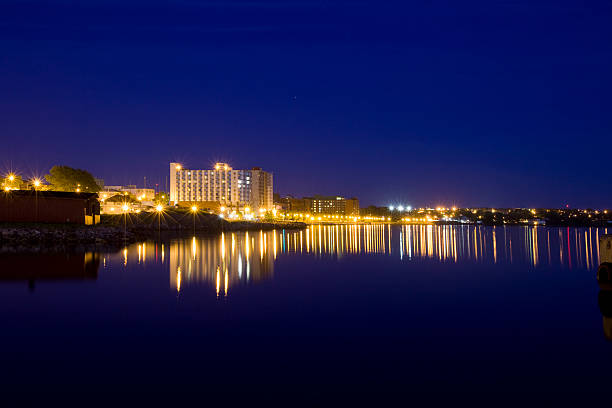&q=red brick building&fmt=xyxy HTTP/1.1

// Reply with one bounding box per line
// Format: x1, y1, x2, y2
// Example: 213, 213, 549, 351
0, 190, 100, 225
